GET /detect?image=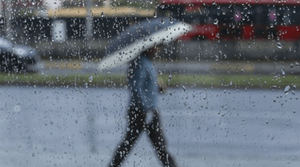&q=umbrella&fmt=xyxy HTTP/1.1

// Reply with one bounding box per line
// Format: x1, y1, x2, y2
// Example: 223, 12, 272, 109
98, 18, 192, 71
